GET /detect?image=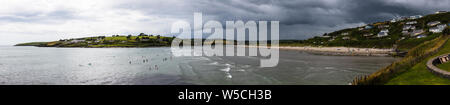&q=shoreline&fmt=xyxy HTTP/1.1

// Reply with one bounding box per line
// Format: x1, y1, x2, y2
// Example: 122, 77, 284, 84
16, 45, 396, 56
279, 46, 395, 56
248, 46, 396, 56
